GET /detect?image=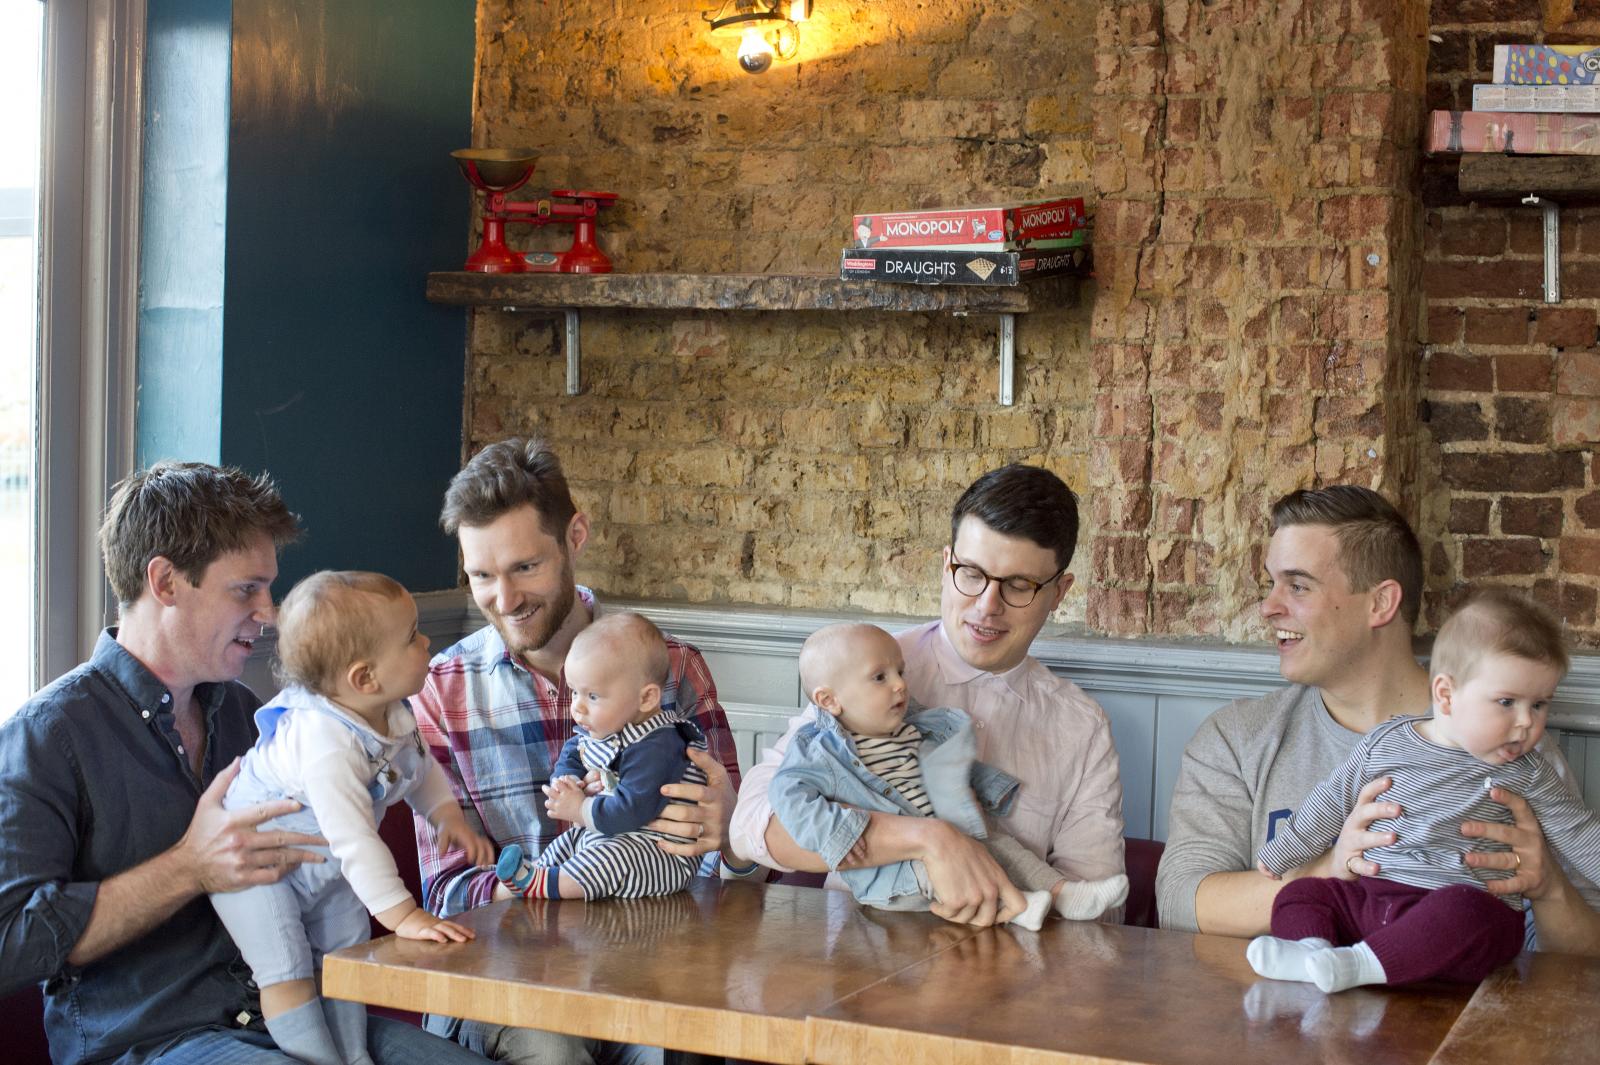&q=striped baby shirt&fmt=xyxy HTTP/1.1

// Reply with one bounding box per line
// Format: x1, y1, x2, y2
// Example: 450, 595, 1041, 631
847, 722, 934, 816
1258, 714, 1600, 910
